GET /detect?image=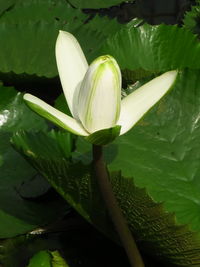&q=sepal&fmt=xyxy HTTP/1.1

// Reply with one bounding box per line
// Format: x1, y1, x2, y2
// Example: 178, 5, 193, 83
85, 125, 121, 145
